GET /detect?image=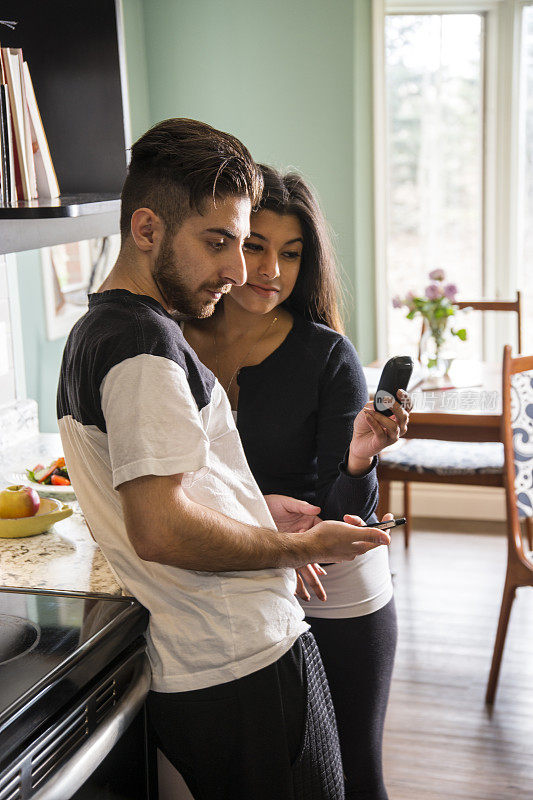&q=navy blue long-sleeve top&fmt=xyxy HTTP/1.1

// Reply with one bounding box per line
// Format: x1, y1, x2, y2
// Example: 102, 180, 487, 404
235, 314, 378, 523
